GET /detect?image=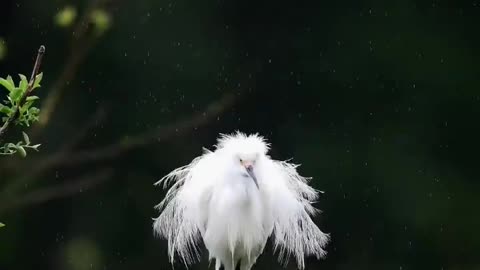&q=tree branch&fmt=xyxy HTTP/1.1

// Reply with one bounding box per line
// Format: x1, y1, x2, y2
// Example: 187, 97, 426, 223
0, 91, 239, 203
0, 168, 113, 213
40, 91, 237, 168
0, 45, 45, 142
